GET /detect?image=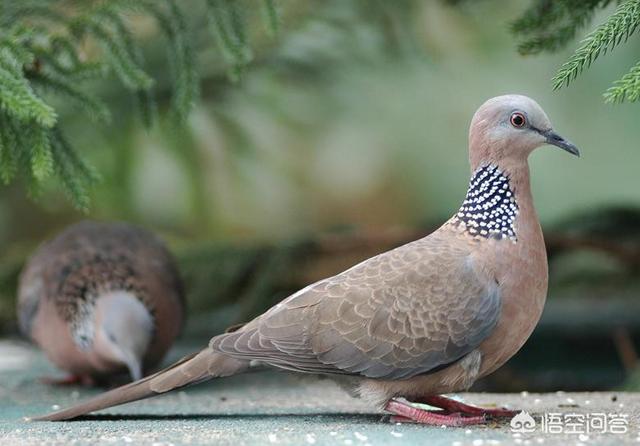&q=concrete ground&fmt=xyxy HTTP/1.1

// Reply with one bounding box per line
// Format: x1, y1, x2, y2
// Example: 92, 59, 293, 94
1, 340, 639, 446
